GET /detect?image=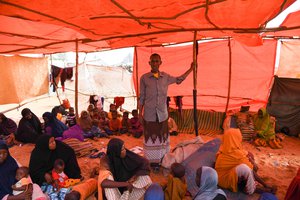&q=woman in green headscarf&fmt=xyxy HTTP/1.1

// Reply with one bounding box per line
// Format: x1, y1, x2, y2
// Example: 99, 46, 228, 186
253, 107, 283, 149
253, 108, 275, 141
